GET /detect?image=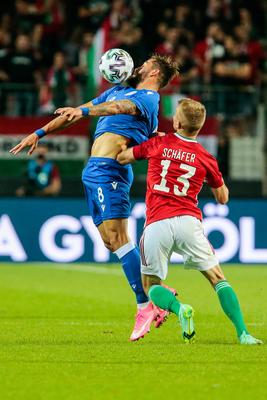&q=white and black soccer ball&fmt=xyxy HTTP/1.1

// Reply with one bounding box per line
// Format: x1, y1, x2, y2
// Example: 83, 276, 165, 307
99, 48, 134, 84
